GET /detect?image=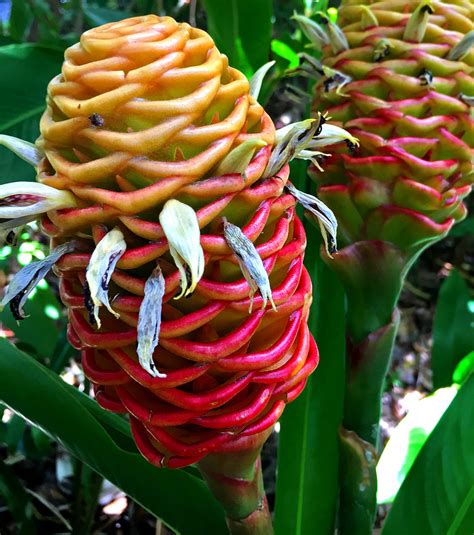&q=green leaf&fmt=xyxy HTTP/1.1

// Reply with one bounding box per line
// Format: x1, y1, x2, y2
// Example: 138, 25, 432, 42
376, 386, 458, 504
8, 0, 34, 42
49, 328, 78, 374
0, 44, 63, 183
0, 457, 37, 534
274, 174, 346, 535
271, 39, 300, 69
449, 216, 474, 238
432, 269, 474, 389
4, 414, 26, 453
83, 6, 133, 28
382, 375, 474, 535
453, 351, 474, 385
0, 339, 227, 534
0, 282, 62, 360
203, 0, 272, 76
